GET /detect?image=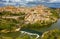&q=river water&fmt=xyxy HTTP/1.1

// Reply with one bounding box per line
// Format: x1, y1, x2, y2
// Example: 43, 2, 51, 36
47, 19, 60, 30
38, 19, 60, 32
